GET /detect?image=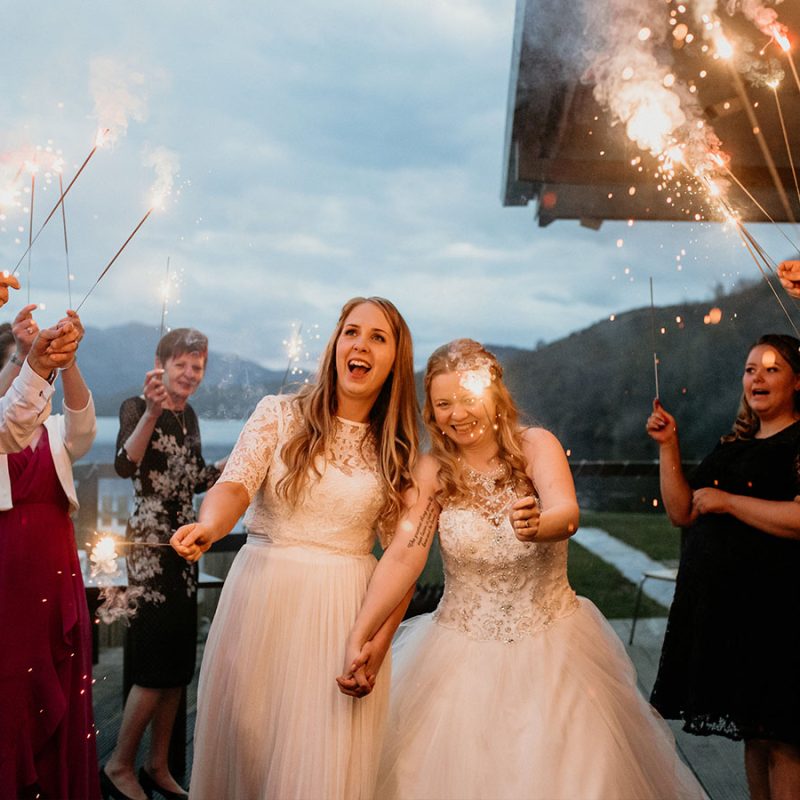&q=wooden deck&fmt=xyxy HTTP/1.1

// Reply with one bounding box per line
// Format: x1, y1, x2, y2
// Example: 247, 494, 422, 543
92, 619, 749, 798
